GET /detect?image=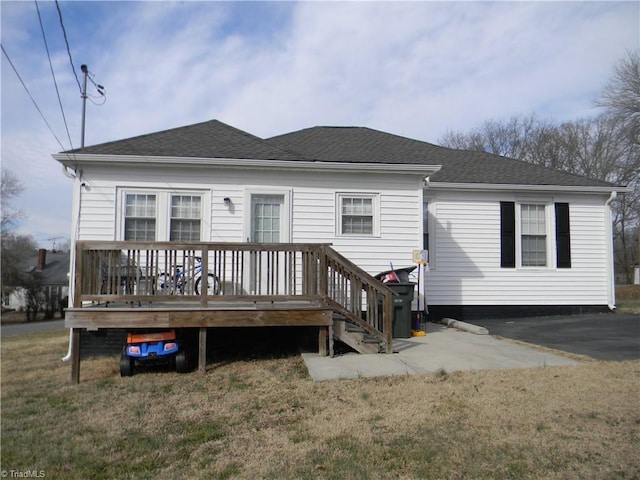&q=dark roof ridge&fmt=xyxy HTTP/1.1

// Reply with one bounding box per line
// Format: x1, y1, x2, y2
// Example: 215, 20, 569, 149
61, 119, 307, 161
267, 125, 618, 188
442, 144, 618, 187
62, 119, 221, 154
